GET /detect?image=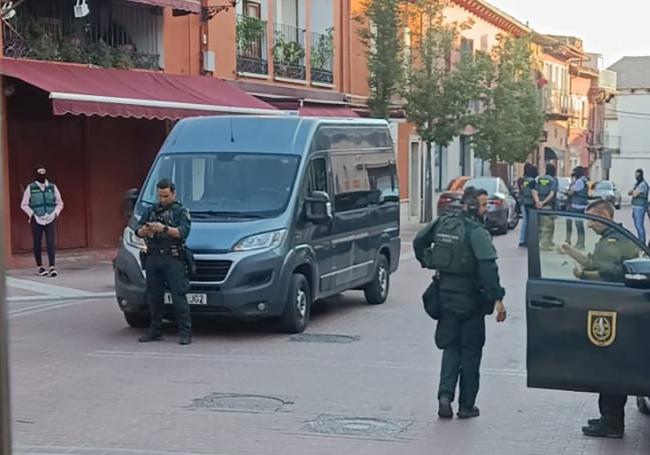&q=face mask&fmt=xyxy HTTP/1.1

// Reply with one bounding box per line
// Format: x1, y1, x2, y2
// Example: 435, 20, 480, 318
36, 174, 46, 183
637, 174, 643, 183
